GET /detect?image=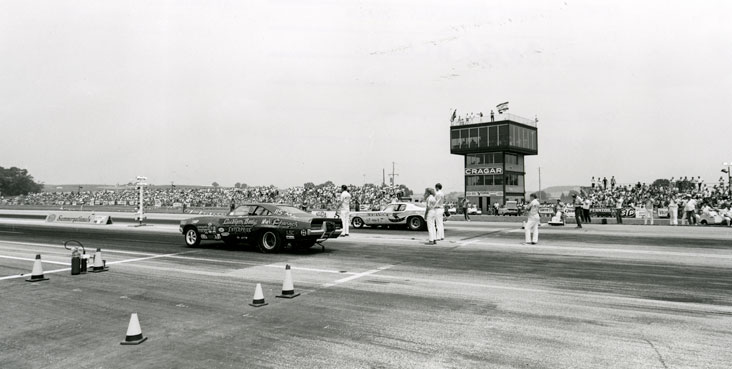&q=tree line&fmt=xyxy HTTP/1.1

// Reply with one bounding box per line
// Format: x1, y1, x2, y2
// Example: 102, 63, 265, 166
0, 166, 44, 196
